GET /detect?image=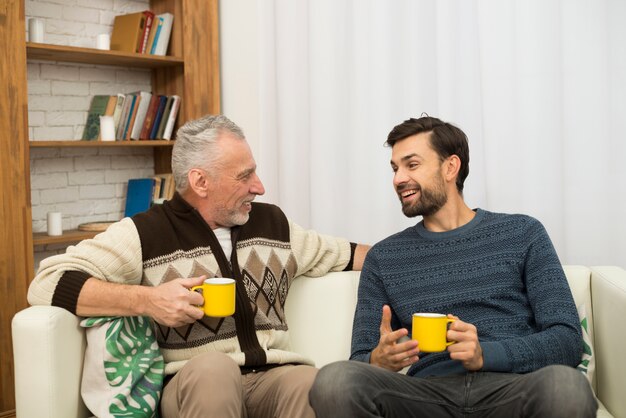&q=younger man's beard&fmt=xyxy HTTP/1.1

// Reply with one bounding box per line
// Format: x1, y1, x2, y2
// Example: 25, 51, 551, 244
400, 177, 448, 218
